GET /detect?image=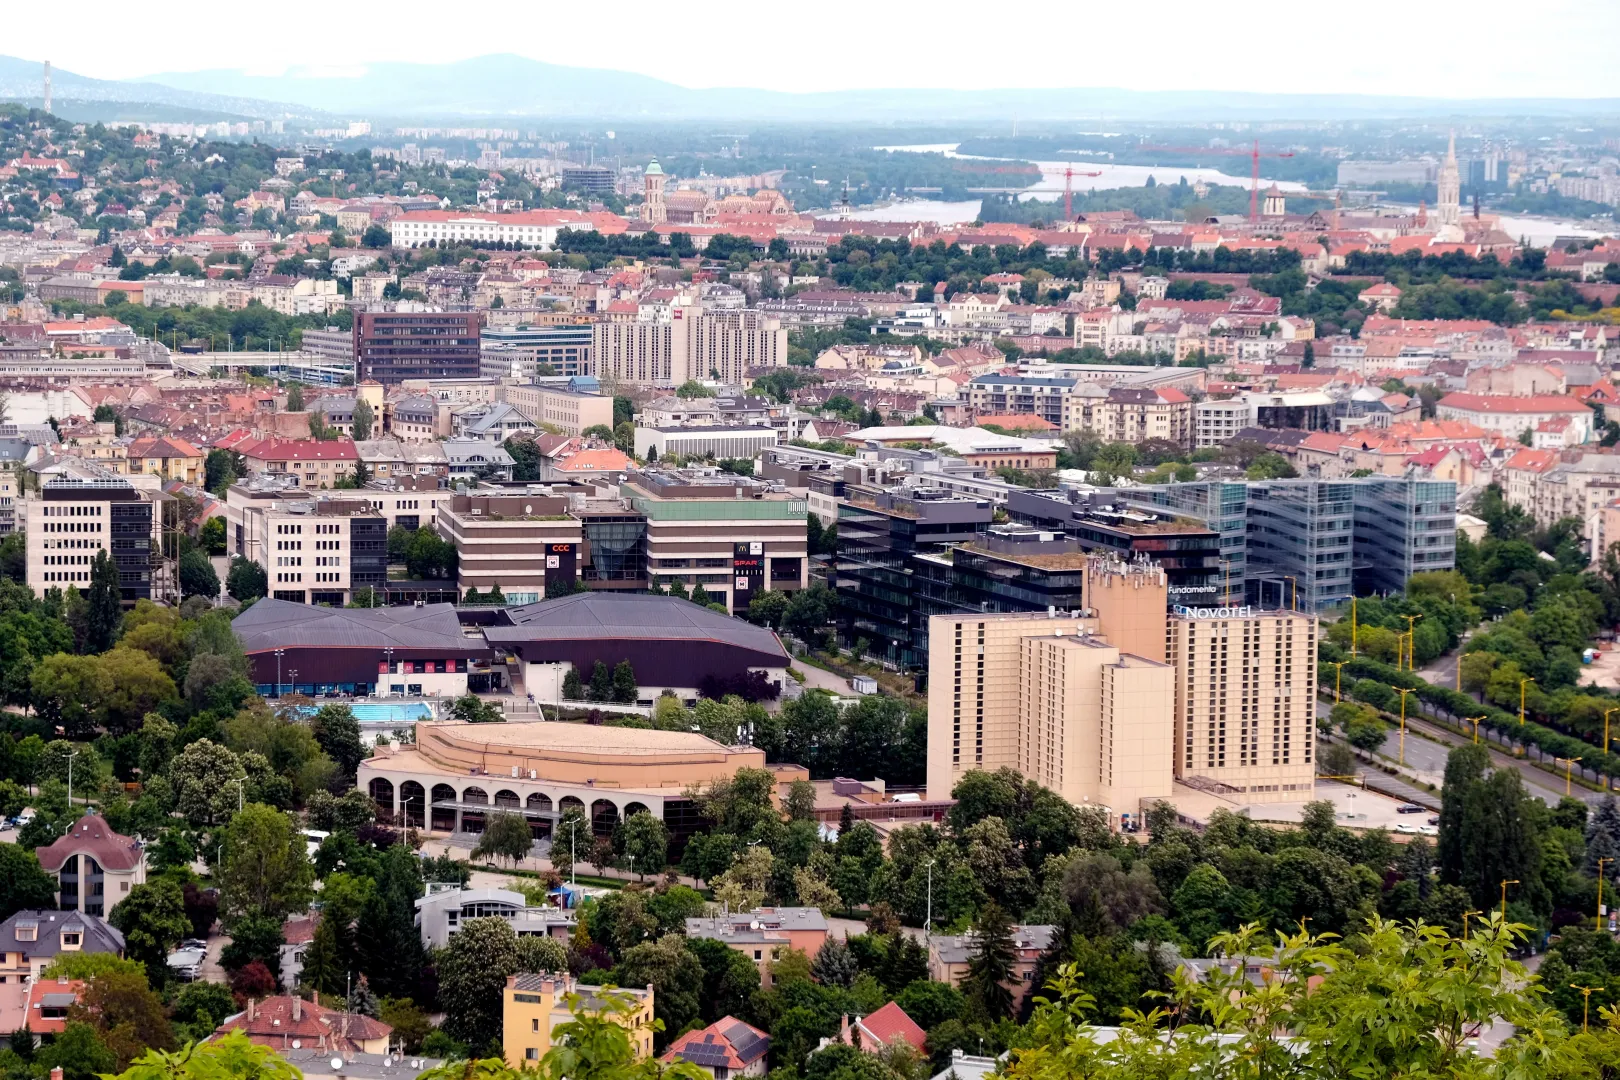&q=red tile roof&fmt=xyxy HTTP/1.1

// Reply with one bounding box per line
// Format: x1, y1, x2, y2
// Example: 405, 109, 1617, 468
215, 994, 390, 1053
1438, 392, 1592, 414
856, 1002, 927, 1052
